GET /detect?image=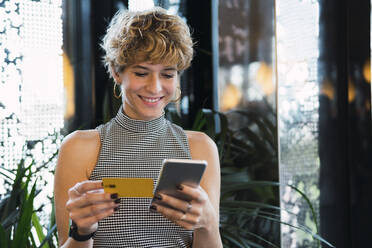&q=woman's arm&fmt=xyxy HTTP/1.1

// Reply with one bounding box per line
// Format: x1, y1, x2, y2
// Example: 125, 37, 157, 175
187, 131, 222, 248
54, 130, 119, 248
152, 131, 222, 248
